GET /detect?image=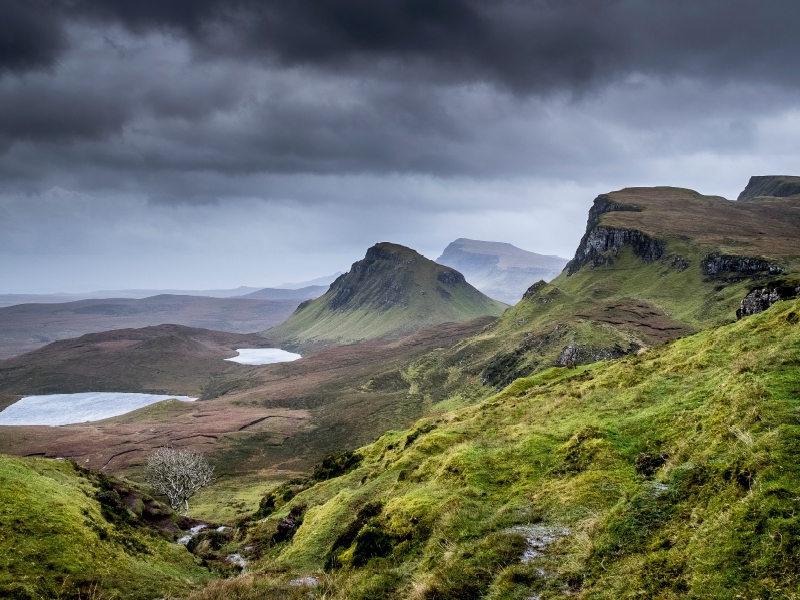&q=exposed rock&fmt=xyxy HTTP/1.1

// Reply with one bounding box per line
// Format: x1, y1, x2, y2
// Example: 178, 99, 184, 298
522, 280, 548, 299
557, 343, 631, 367
437, 270, 466, 285
736, 279, 800, 319
701, 253, 783, 281
737, 175, 800, 202
669, 255, 690, 272
566, 195, 664, 275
